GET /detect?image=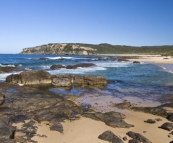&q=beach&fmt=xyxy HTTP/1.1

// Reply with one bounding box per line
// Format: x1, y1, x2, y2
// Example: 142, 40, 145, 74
0, 54, 173, 143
